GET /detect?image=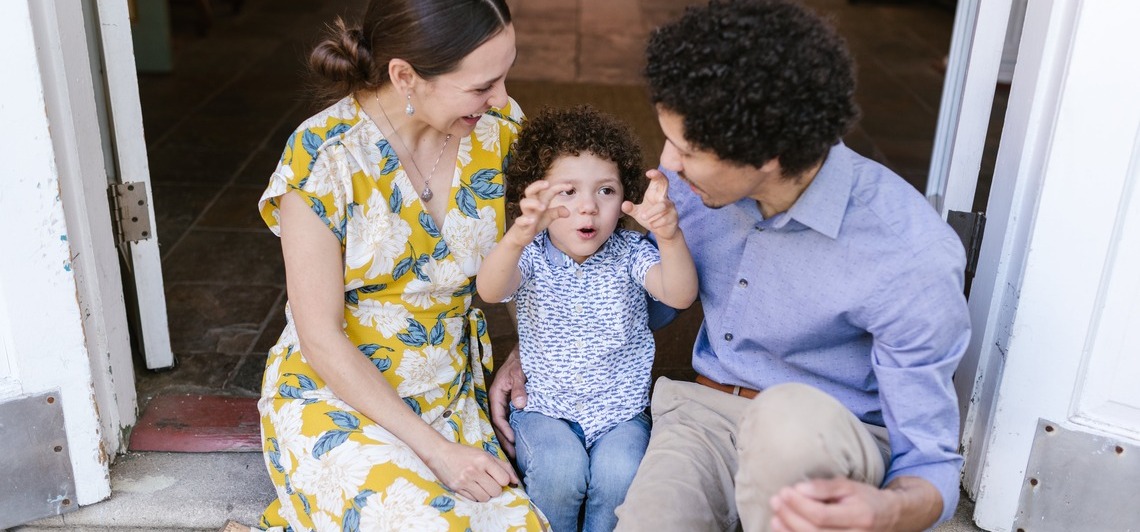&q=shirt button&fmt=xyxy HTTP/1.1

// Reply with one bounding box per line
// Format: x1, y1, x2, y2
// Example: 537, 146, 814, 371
442, 409, 453, 418
738, 278, 748, 288
724, 333, 734, 341
575, 339, 585, 348
755, 226, 765, 232
575, 269, 584, 279
574, 304, 583, 313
